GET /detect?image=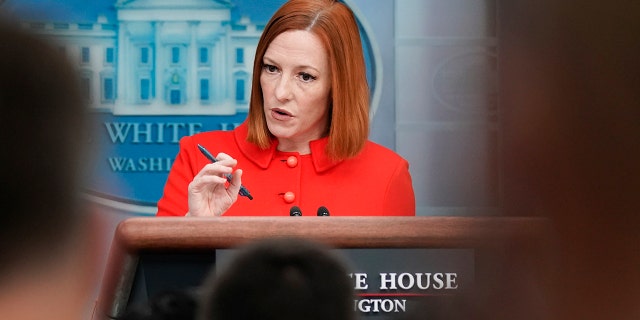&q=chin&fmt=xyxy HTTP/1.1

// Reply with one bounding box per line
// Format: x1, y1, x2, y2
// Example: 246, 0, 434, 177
266, 123, 293, 139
